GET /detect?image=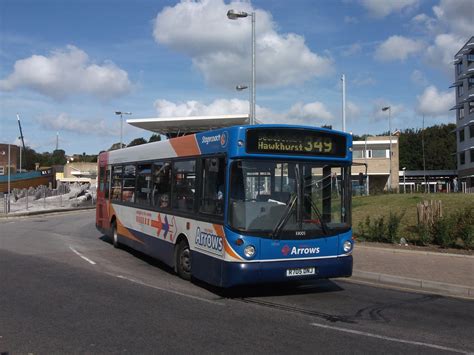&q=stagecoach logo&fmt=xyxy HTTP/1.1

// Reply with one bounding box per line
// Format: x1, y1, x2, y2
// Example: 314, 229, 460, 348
195, 227, 224, 256
201, 131, 228, 148
220, 131, 228, 147
282, 244, 320, 256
